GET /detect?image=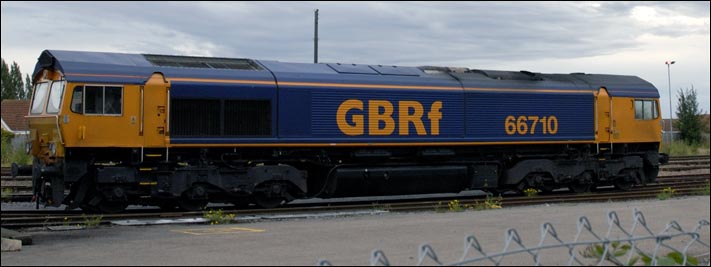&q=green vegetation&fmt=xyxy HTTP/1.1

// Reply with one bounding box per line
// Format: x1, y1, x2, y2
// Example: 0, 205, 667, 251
582, 241, 699, 266
656, 187, 676, 200
203, 209, 236, 225
0, 129, 32, 166
696, 180, 710, 196
2, 187, 13, 202
675, 87, 704, 146
472, 195, 503, 210
1, 129, 31, 167
523, 188, 540, 197
81, 214, 104, 228
1, 58, 31, 100
436, 196, 503, 213
661, 139, 710, 156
